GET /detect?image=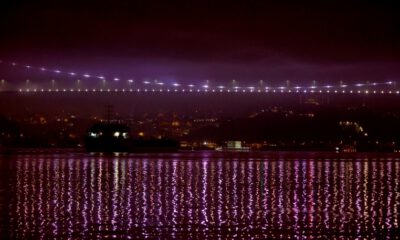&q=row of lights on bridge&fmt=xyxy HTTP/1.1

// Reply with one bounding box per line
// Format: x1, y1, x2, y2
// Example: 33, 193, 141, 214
16, 88, 400, 95
1, 60, 397, 91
